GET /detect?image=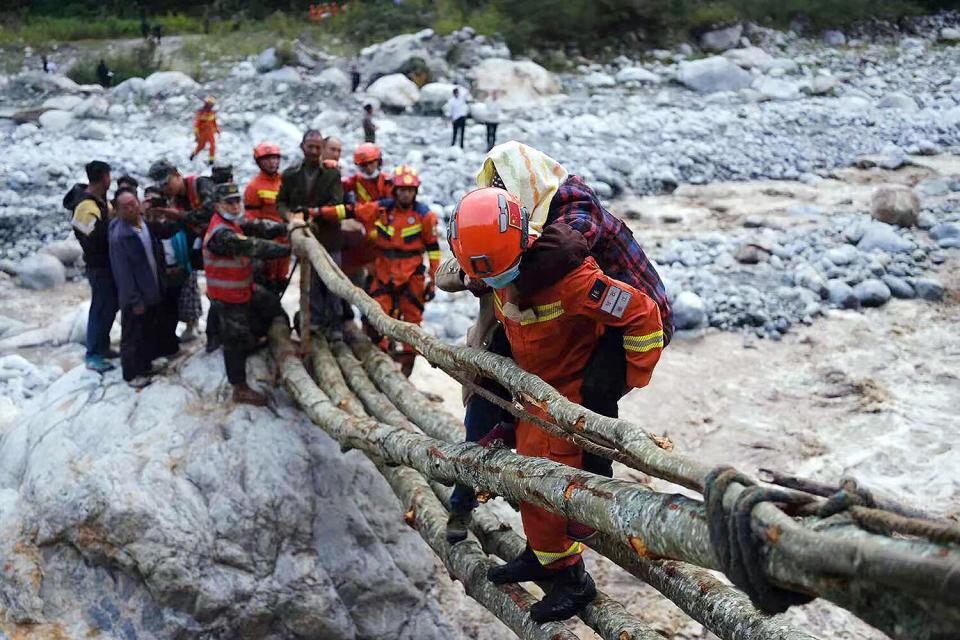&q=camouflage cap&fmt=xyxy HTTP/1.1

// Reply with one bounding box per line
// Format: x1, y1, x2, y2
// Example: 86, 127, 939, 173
215, 182, 242, 202
147, 159, 178, 182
